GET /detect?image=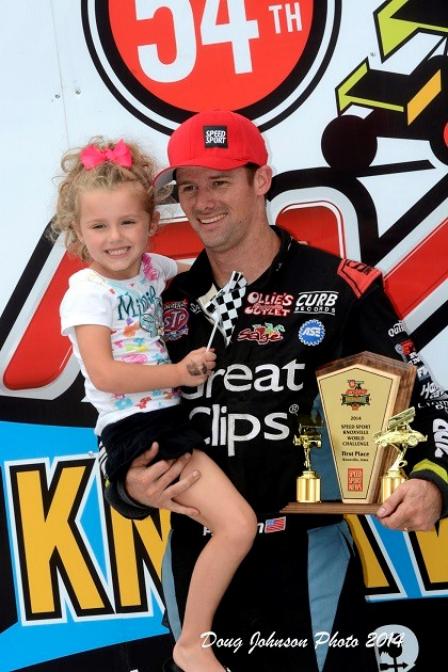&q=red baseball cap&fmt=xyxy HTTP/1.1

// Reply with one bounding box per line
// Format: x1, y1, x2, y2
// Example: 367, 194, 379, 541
154, 110, 268, 189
